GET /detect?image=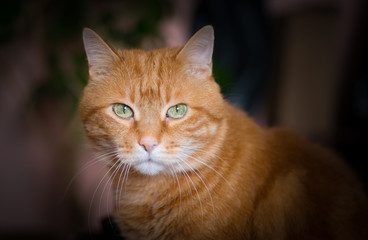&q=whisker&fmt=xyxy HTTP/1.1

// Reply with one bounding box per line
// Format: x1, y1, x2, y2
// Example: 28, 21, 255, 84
116, 162, 128, 208
103, 160, 126, 231
177, 163, 193, 197
118, 162, 131, 211
99, 159, 123, 218
181, 152, 234, 191
177, 163, 204, 222
169, 163, 182, 213
60, 150, 119, 203
88, 154, 120, 234
123, 163, 132, 195
181, 145, 228, 165
180, 159, 215, 222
